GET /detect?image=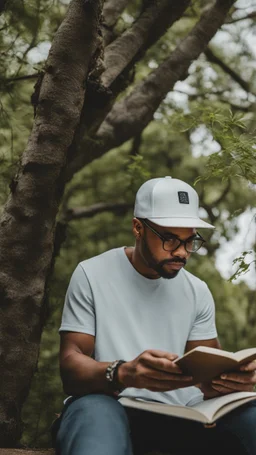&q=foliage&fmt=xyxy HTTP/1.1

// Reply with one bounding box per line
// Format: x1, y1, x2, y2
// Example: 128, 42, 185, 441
229, 249, 256, 282
172, 108, 256, 183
